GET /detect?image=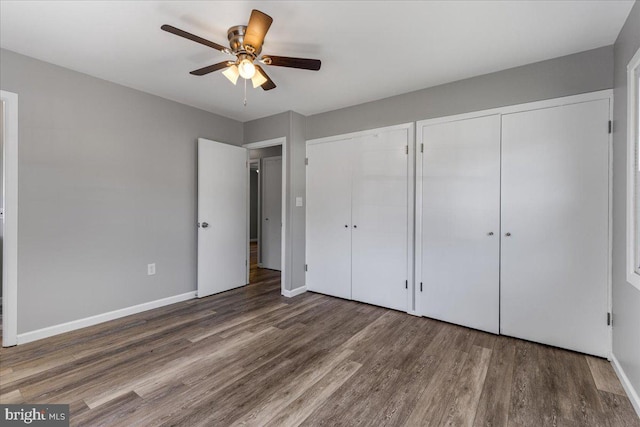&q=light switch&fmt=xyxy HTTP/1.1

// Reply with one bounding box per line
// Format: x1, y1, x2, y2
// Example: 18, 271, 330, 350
296, 197, 303, 207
